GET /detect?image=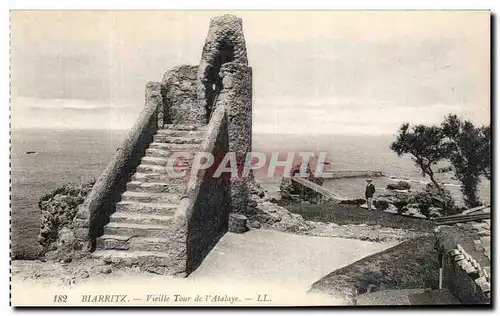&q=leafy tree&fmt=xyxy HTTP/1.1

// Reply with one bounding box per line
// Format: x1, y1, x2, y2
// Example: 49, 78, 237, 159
390, 123, 447, 189
478, 125, 491, 181
441, 114, 490, 208
410, 184, 459, 217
